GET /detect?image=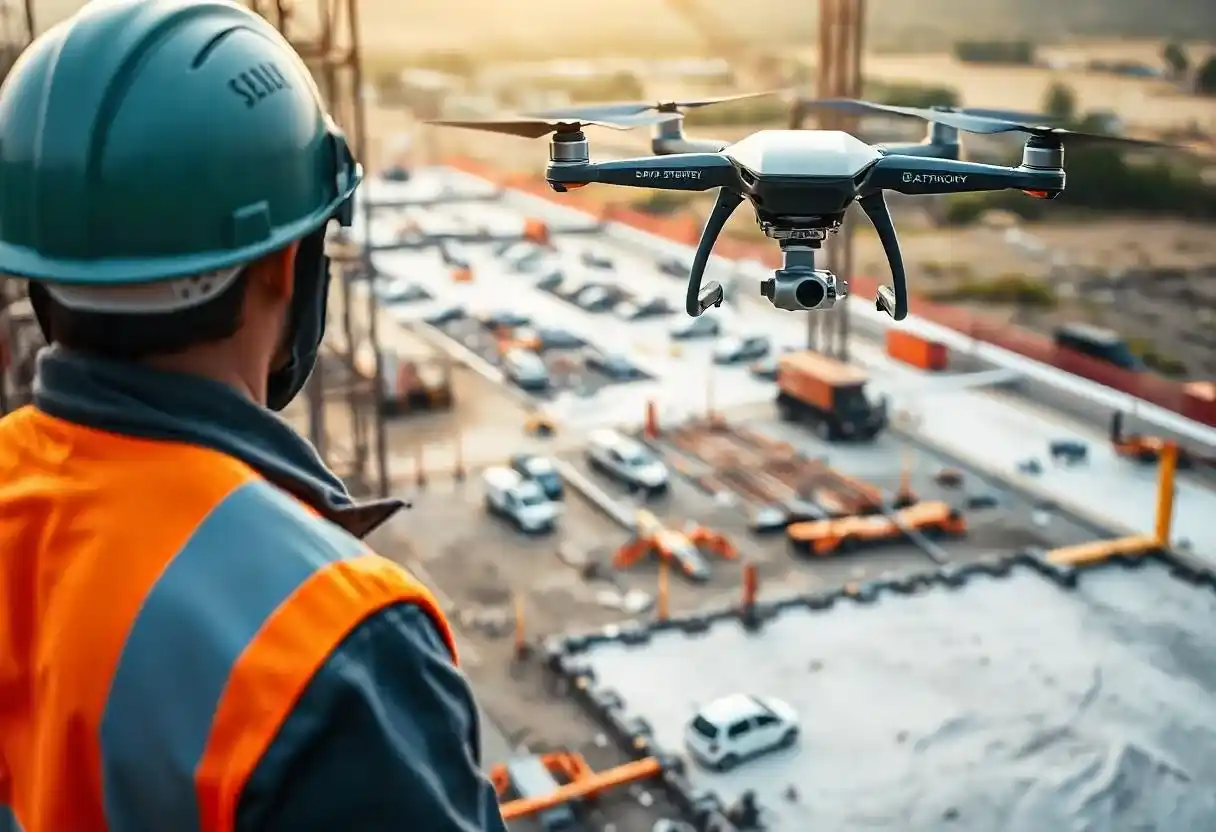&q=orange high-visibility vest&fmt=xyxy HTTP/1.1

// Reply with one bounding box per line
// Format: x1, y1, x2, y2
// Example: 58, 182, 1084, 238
0, 406, 455, 832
